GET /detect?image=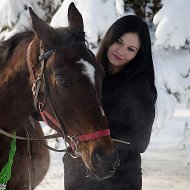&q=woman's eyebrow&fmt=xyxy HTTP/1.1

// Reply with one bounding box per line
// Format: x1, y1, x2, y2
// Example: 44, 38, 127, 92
120, 38, 138, 50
